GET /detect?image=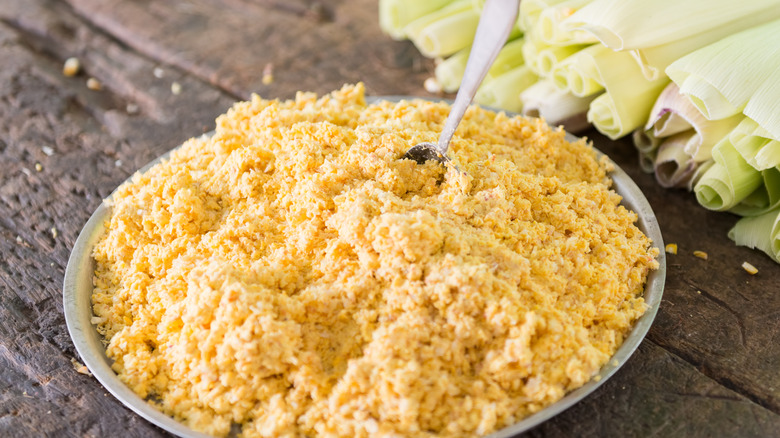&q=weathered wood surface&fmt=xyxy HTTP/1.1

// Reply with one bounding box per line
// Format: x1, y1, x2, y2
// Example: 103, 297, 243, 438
0, 0, 778, 437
